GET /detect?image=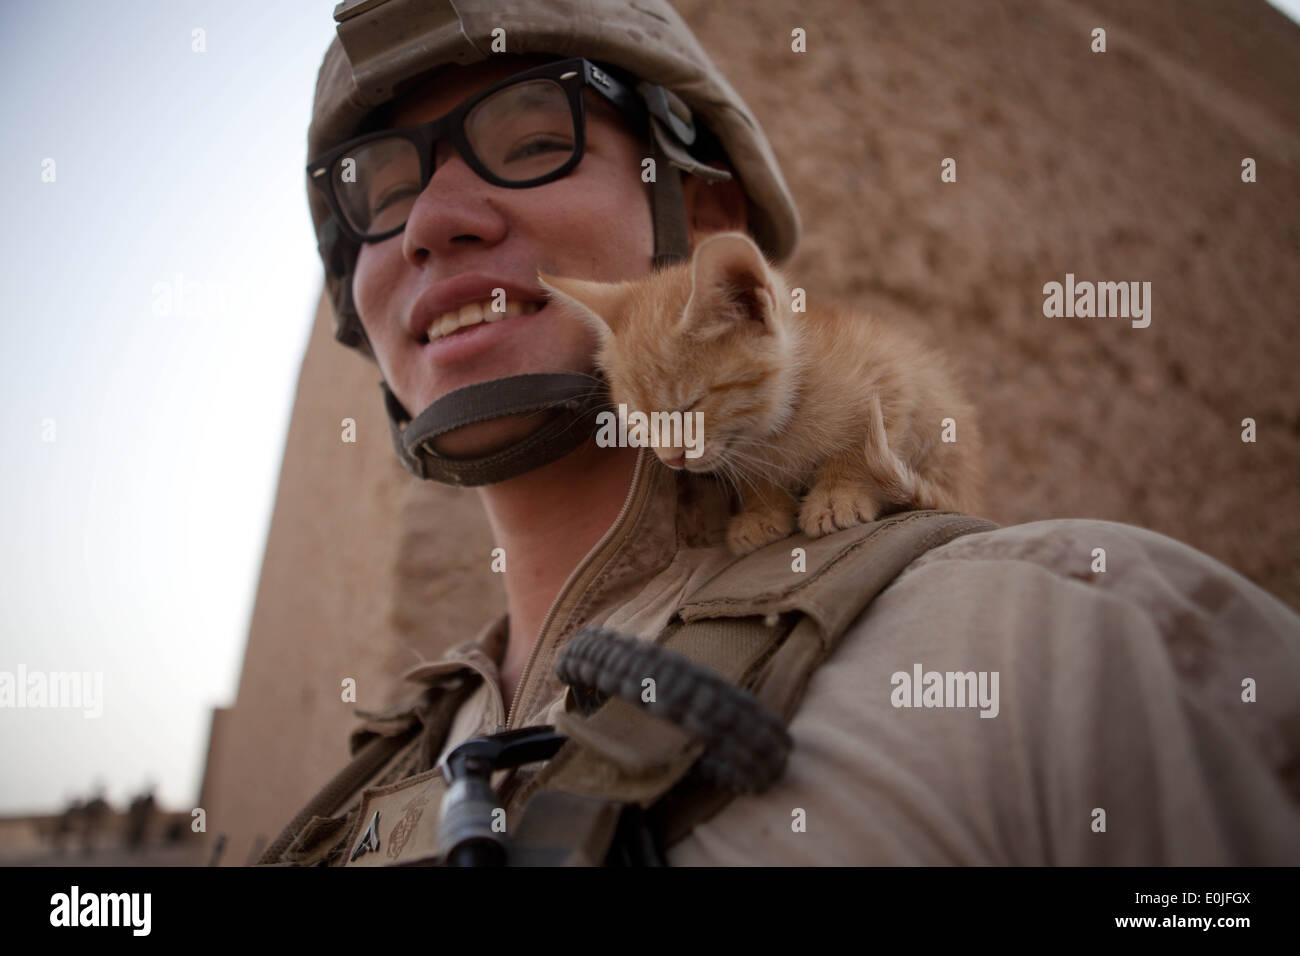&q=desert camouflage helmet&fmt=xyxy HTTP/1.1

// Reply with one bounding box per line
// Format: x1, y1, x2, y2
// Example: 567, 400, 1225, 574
308, 0, 801, 359
306, 0, 802, 486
